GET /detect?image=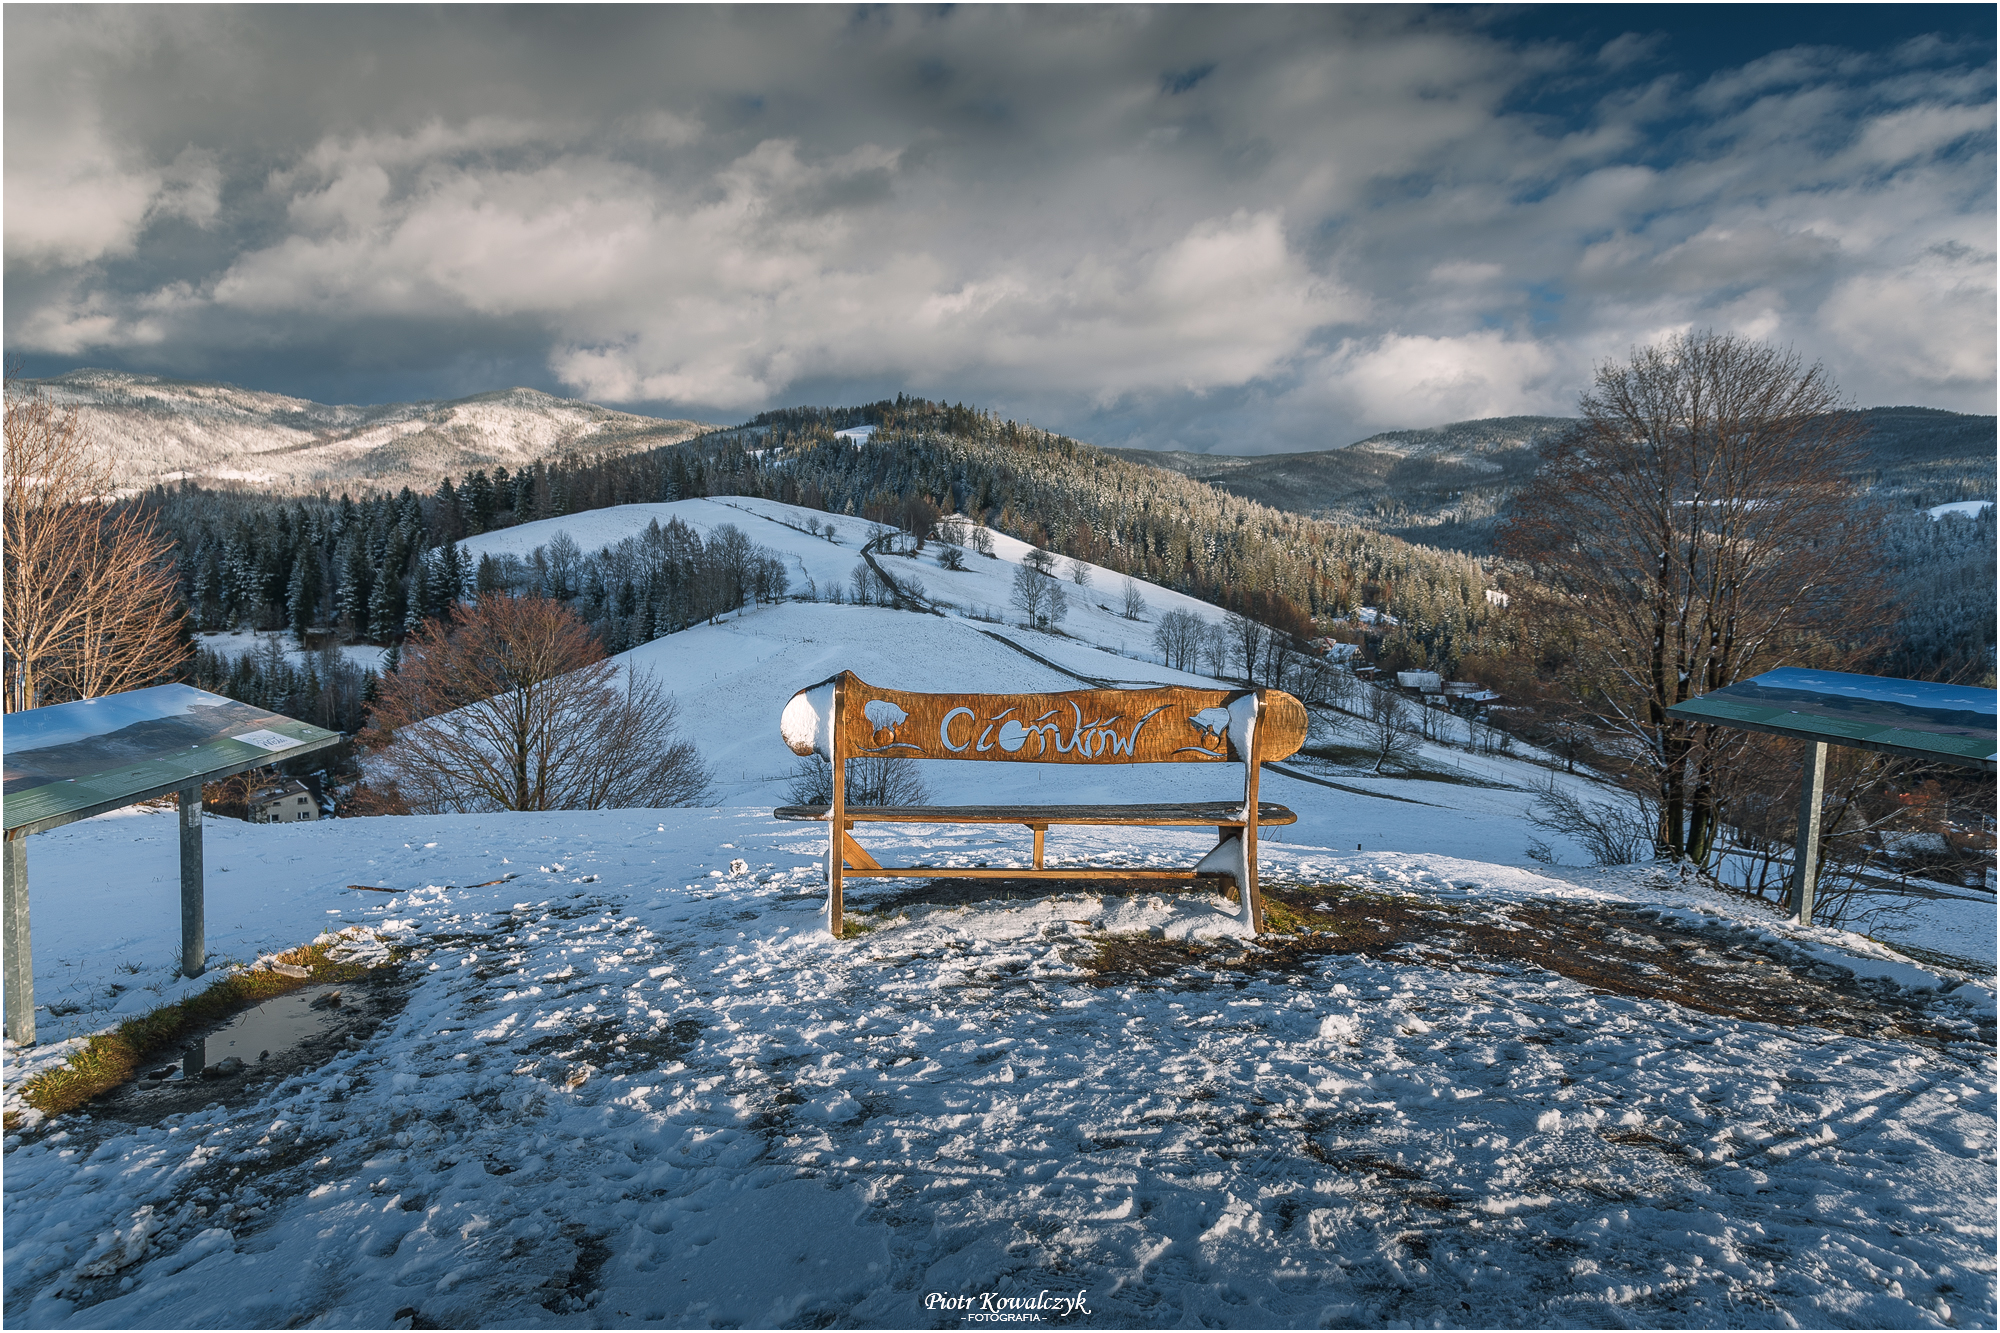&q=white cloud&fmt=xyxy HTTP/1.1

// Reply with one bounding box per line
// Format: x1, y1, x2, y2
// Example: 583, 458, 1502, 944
1821, 245, 1996, 392
1286, 332, 1565, 436
4, 118, 162, 267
